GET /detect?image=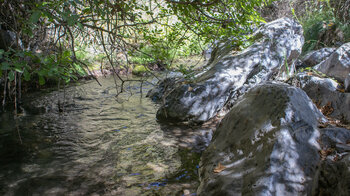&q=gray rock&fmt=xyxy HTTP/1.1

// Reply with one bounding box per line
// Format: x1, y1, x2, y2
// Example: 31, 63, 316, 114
156, 17, 304, 123
197, 82, 325, 196
0, 29, 23, 51
345, 73, 350, 92
316, 42, 350, 82
146, 73, 183, 102
316, 155, 350, 196
302, 47, 336, 67
320, 127, 350, 151
315, 128, 350, 195
290, 73, 350, 123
